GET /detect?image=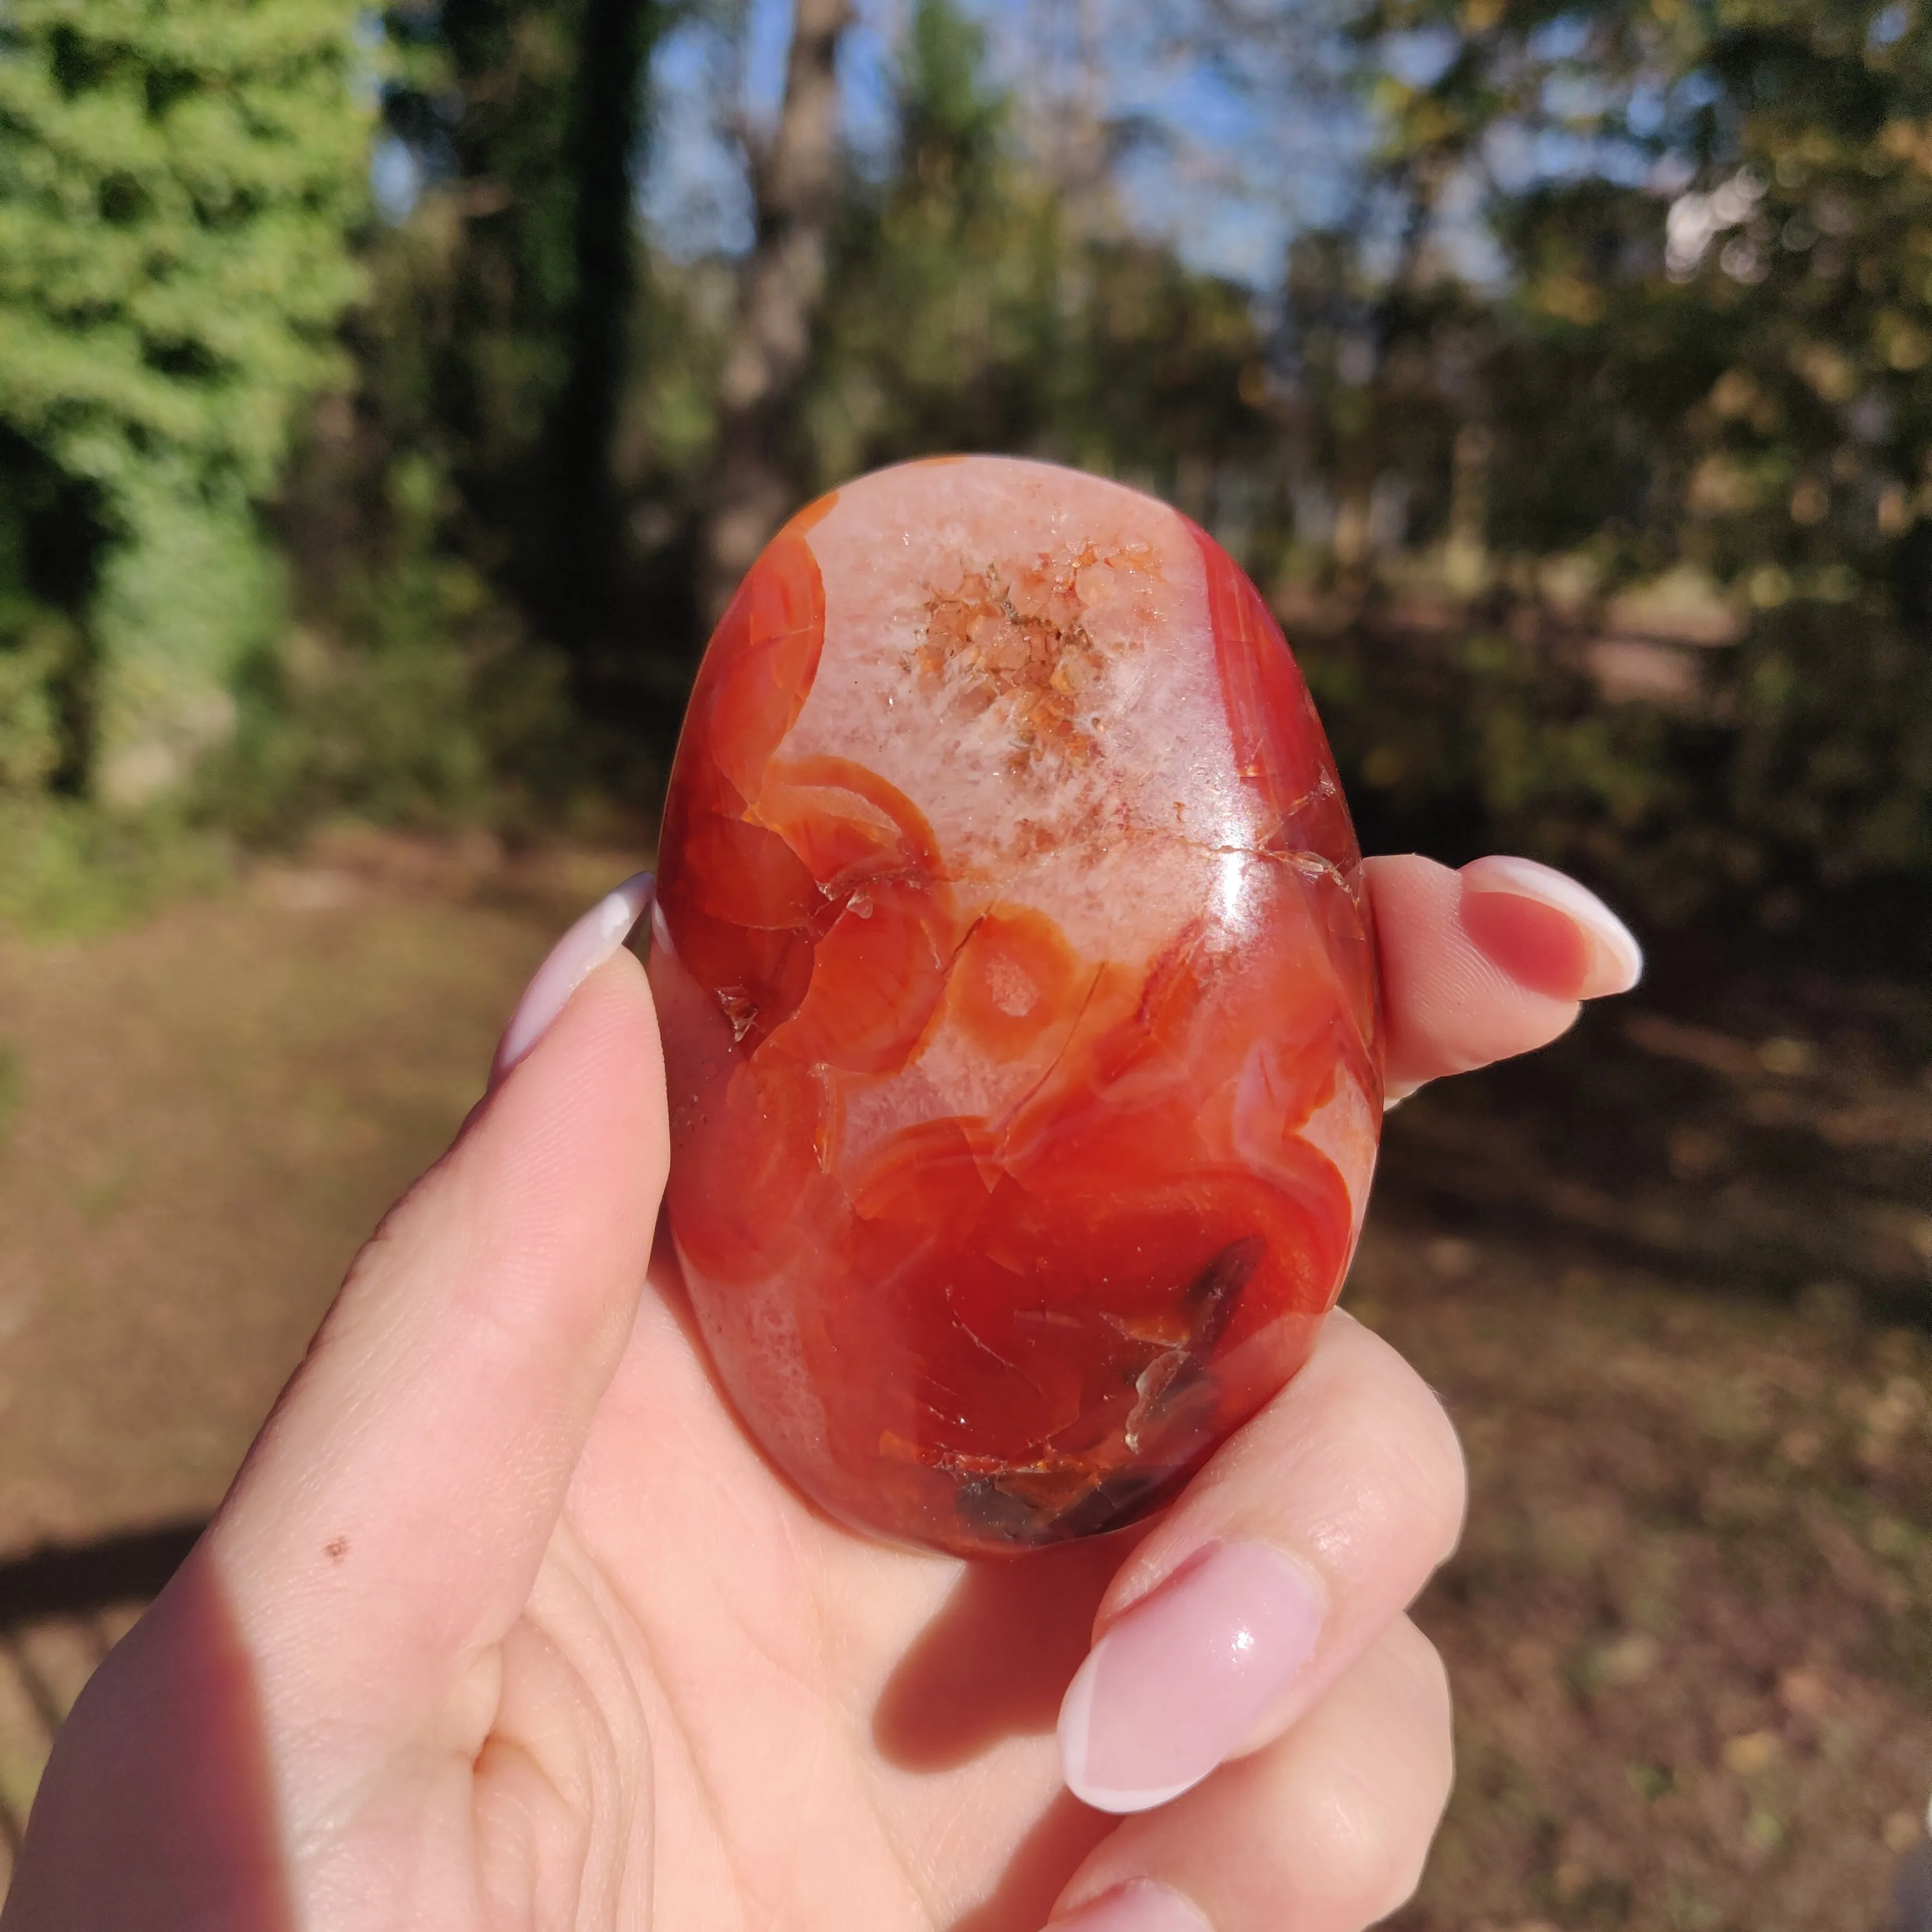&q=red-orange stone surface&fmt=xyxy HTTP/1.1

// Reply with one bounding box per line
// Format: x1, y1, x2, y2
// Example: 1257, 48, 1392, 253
650, 457, 1381, 1555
